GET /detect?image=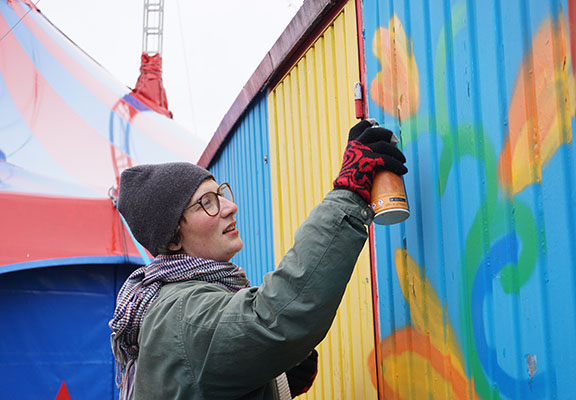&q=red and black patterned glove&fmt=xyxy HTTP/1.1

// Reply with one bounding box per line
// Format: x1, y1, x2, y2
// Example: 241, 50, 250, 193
333, 120, 407, 203
286, 349, 318, 397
